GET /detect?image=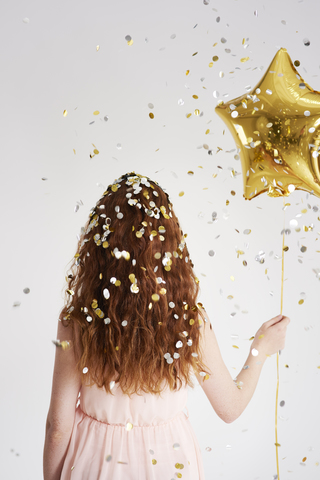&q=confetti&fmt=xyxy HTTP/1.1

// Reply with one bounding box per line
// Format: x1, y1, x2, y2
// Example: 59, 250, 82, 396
125, 35, 133, 46
63, 110, 68, 117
